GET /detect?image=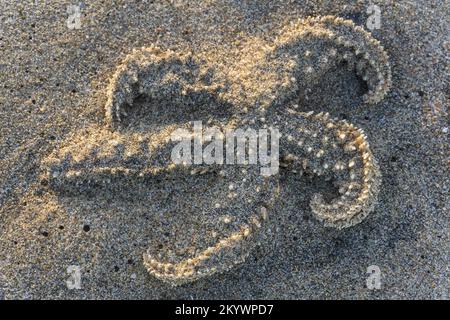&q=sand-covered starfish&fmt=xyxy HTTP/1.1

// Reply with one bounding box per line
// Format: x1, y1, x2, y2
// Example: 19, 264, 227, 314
42, 15, 390, 285
276, 109, 381, 229
44, 124, 279, 285
104, 16, 391, 124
